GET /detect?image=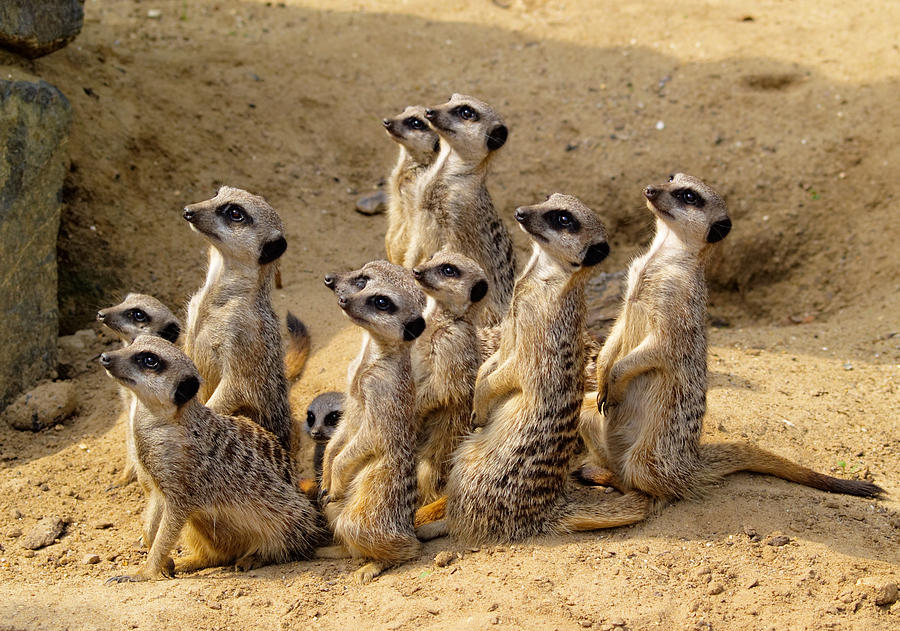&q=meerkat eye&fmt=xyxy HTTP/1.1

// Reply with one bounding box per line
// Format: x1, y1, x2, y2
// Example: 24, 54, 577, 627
668, 174, 675, 182
134, 352, 162, 371
456, 105, 478, 121
306, 411, 315, 427
682, 189, 699, 205
405, 117, 425, 130
324, 411, 341, 426
439, 264, 459, 278
218, 203, 246, 223
130, 309, 148, 323
545, 210, 579, 231
369, 295, 395, 312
